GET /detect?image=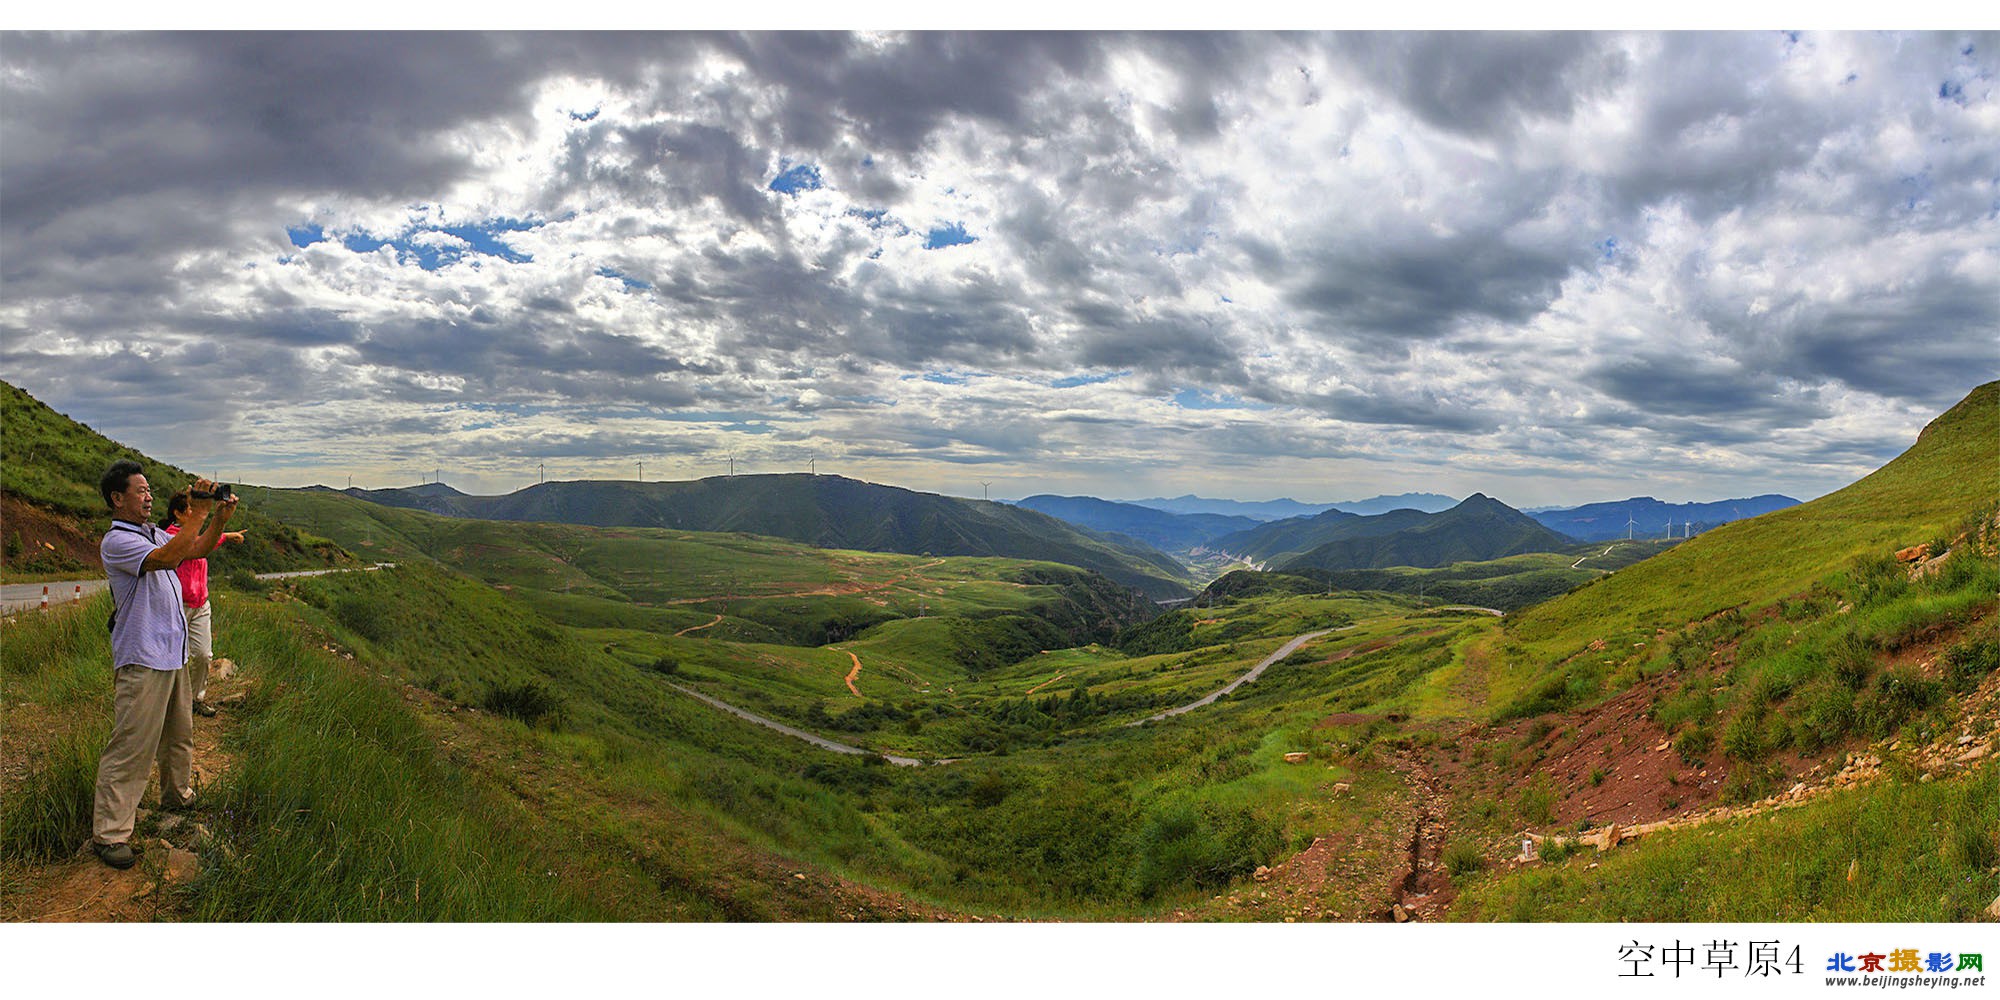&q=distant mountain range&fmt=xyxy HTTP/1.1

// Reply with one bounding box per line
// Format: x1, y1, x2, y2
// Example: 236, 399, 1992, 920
1211, 493, 1576, 571
1123, 493, 1460, 521
1527, 495, 1800, 542
1009, 495, 1260, 553
334, 474, 1194, 600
